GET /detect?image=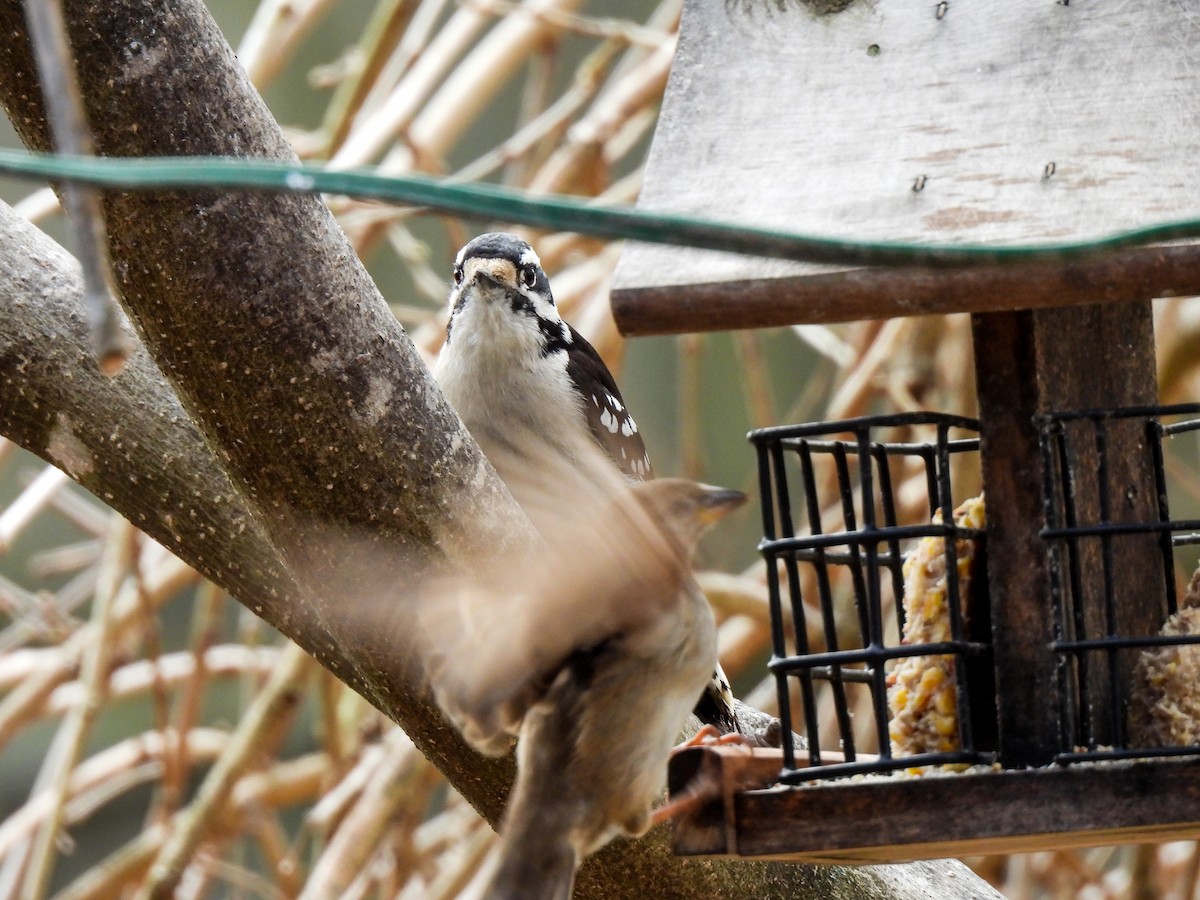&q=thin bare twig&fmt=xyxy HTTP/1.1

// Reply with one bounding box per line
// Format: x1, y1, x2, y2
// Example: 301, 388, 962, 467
332, 2, 491, 168
157, 582, 225, 822
0, 729, 226, 861
51, 752, 325, 899
733, 330, 777, 431
0, 554, 196, 753
11, 185, 59, 223
28, 538, 101, 579
528, 33, 675, 194
52, 824, 169, 900
678, 334, 705, 479
44, 645, 280, 721
21, 0, 130, 372
407, 0, 588, 167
